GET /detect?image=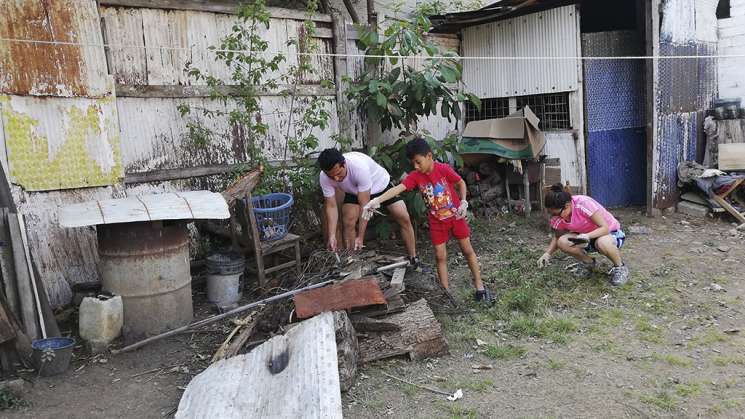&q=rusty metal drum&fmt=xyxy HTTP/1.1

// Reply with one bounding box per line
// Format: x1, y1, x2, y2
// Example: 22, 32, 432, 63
97, 221, 192, 343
